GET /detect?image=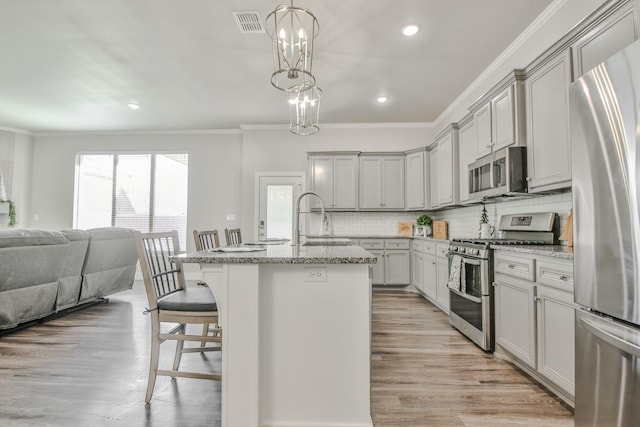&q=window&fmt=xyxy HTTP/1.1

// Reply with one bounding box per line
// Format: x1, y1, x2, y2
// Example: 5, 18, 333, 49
73, 153, 189, 248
